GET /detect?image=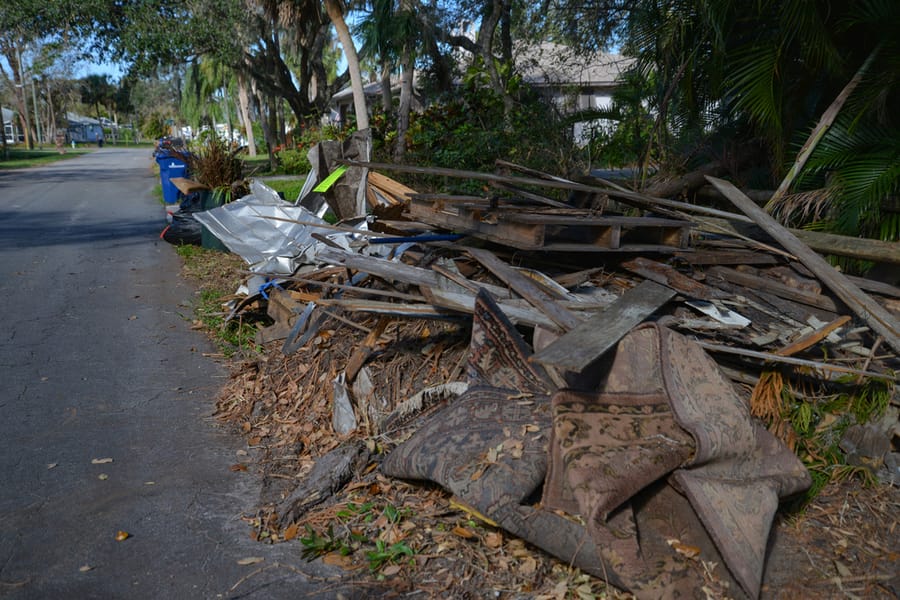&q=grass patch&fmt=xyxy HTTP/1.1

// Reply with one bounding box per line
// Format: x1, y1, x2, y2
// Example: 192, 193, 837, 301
175, 244, 264, 357
0, 147, 93, 169
260, 178, 306, 202
240, 154, 273, 176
